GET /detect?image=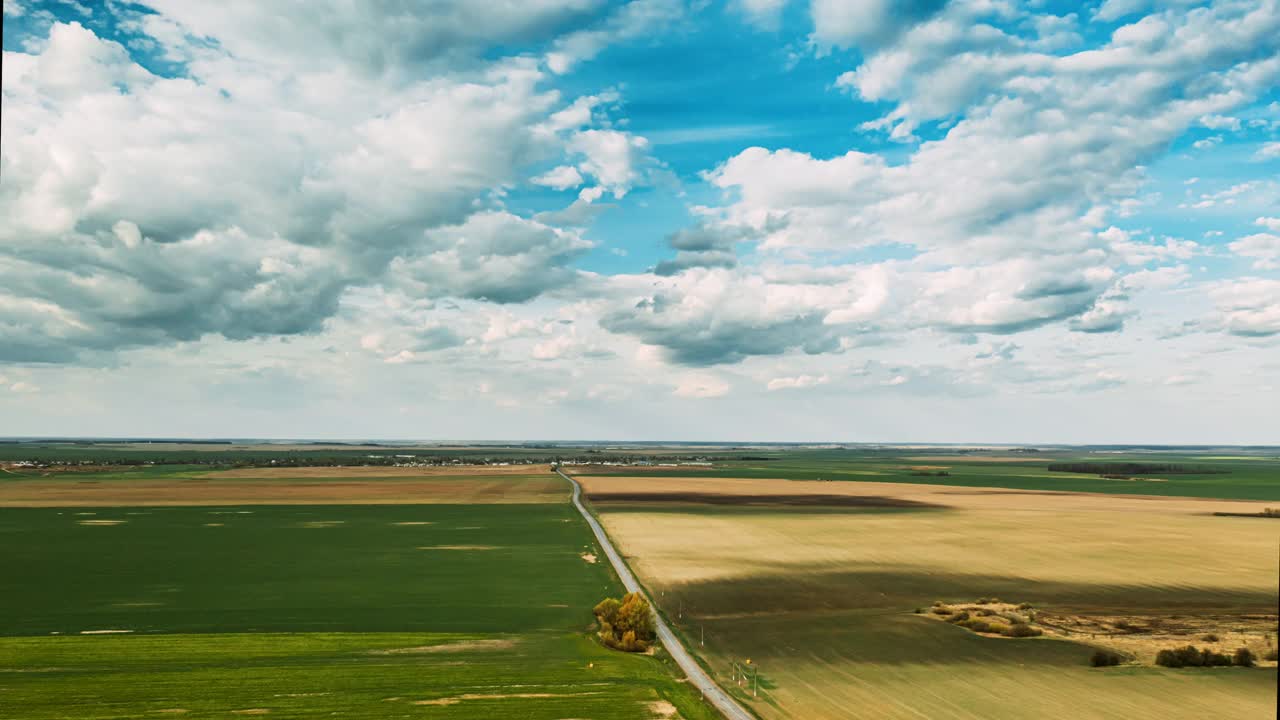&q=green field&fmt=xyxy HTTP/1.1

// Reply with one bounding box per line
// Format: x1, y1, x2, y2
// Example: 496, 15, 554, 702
0, 504, 615, 635
609, 450, 1280, 500
1, 633, 710, 720
0, 499, 716, 719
